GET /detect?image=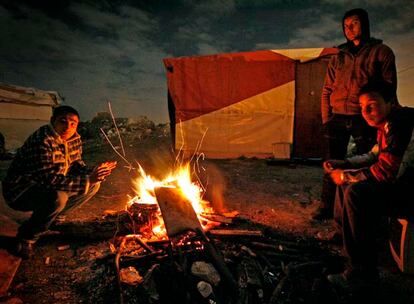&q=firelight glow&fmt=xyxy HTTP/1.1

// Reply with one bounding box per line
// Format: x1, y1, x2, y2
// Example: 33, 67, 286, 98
127, 162, 214, 236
